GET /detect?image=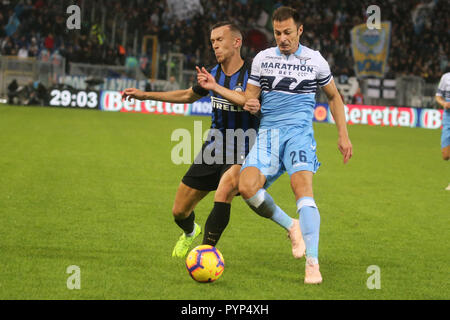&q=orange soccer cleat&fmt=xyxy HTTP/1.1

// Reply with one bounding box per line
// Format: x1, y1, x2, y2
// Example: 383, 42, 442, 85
288, 218, 306, 259
304, 258, 322, 284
